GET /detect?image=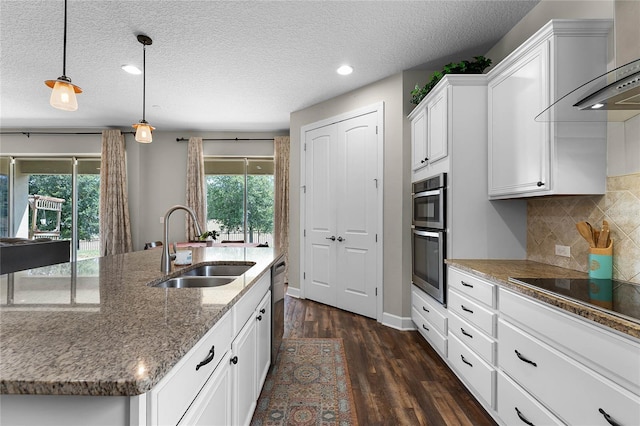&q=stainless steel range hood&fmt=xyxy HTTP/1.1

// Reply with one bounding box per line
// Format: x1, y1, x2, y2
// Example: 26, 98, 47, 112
536, 58, 640, 122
